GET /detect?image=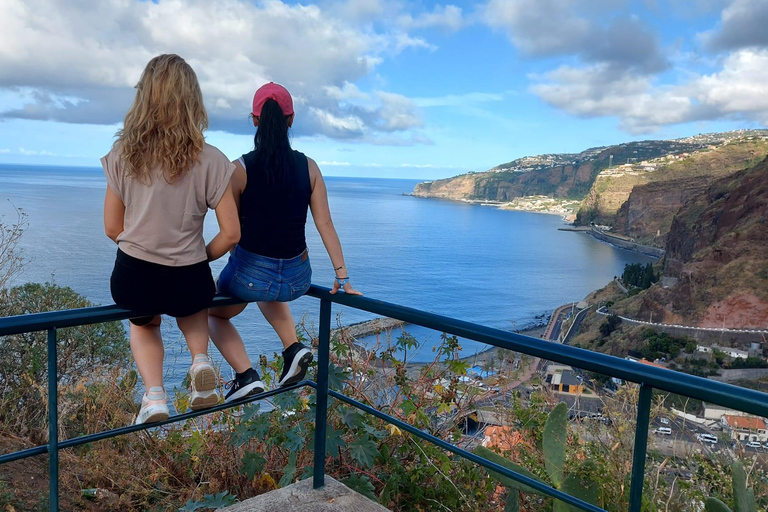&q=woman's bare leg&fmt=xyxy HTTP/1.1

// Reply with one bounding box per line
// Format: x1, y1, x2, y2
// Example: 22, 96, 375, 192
208, 303, 252, 373
176, 309, 211, 360
257, 301, 299, 350
130, 315, 164, 389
